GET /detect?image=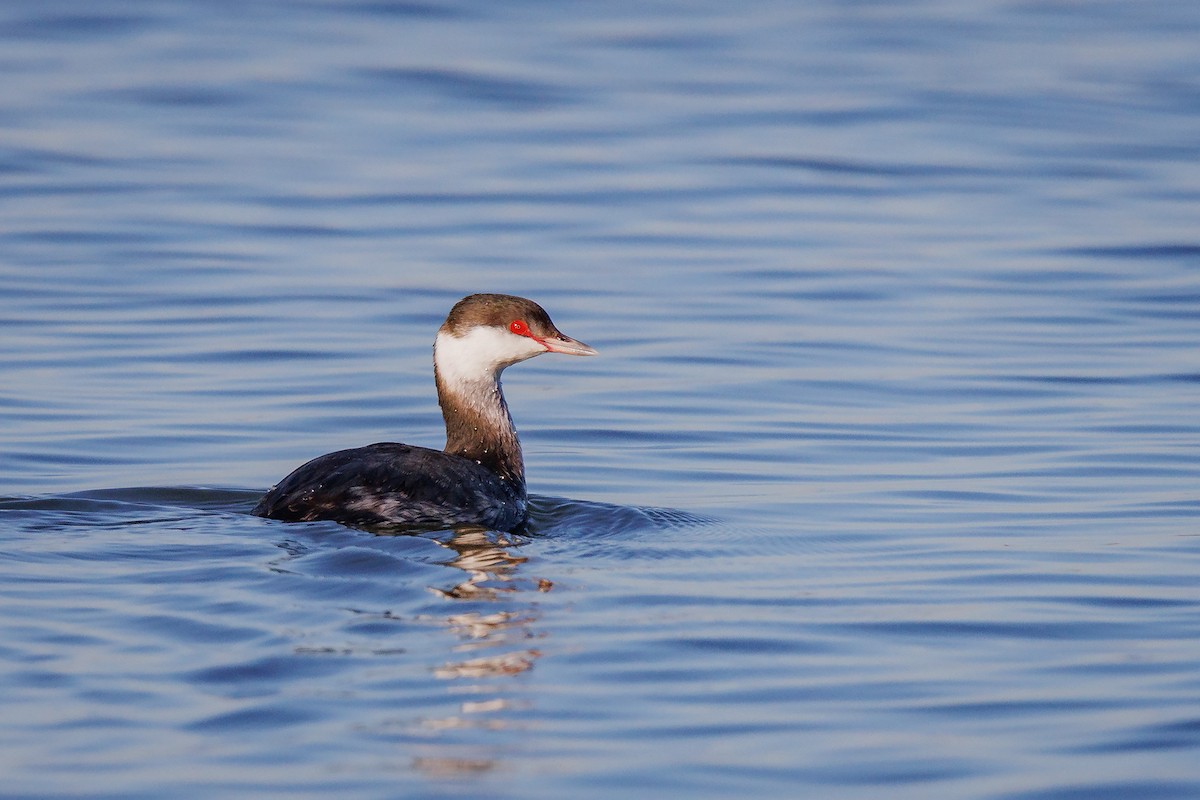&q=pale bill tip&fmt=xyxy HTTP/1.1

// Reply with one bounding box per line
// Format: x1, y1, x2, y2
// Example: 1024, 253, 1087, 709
547, 336, 598, 357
